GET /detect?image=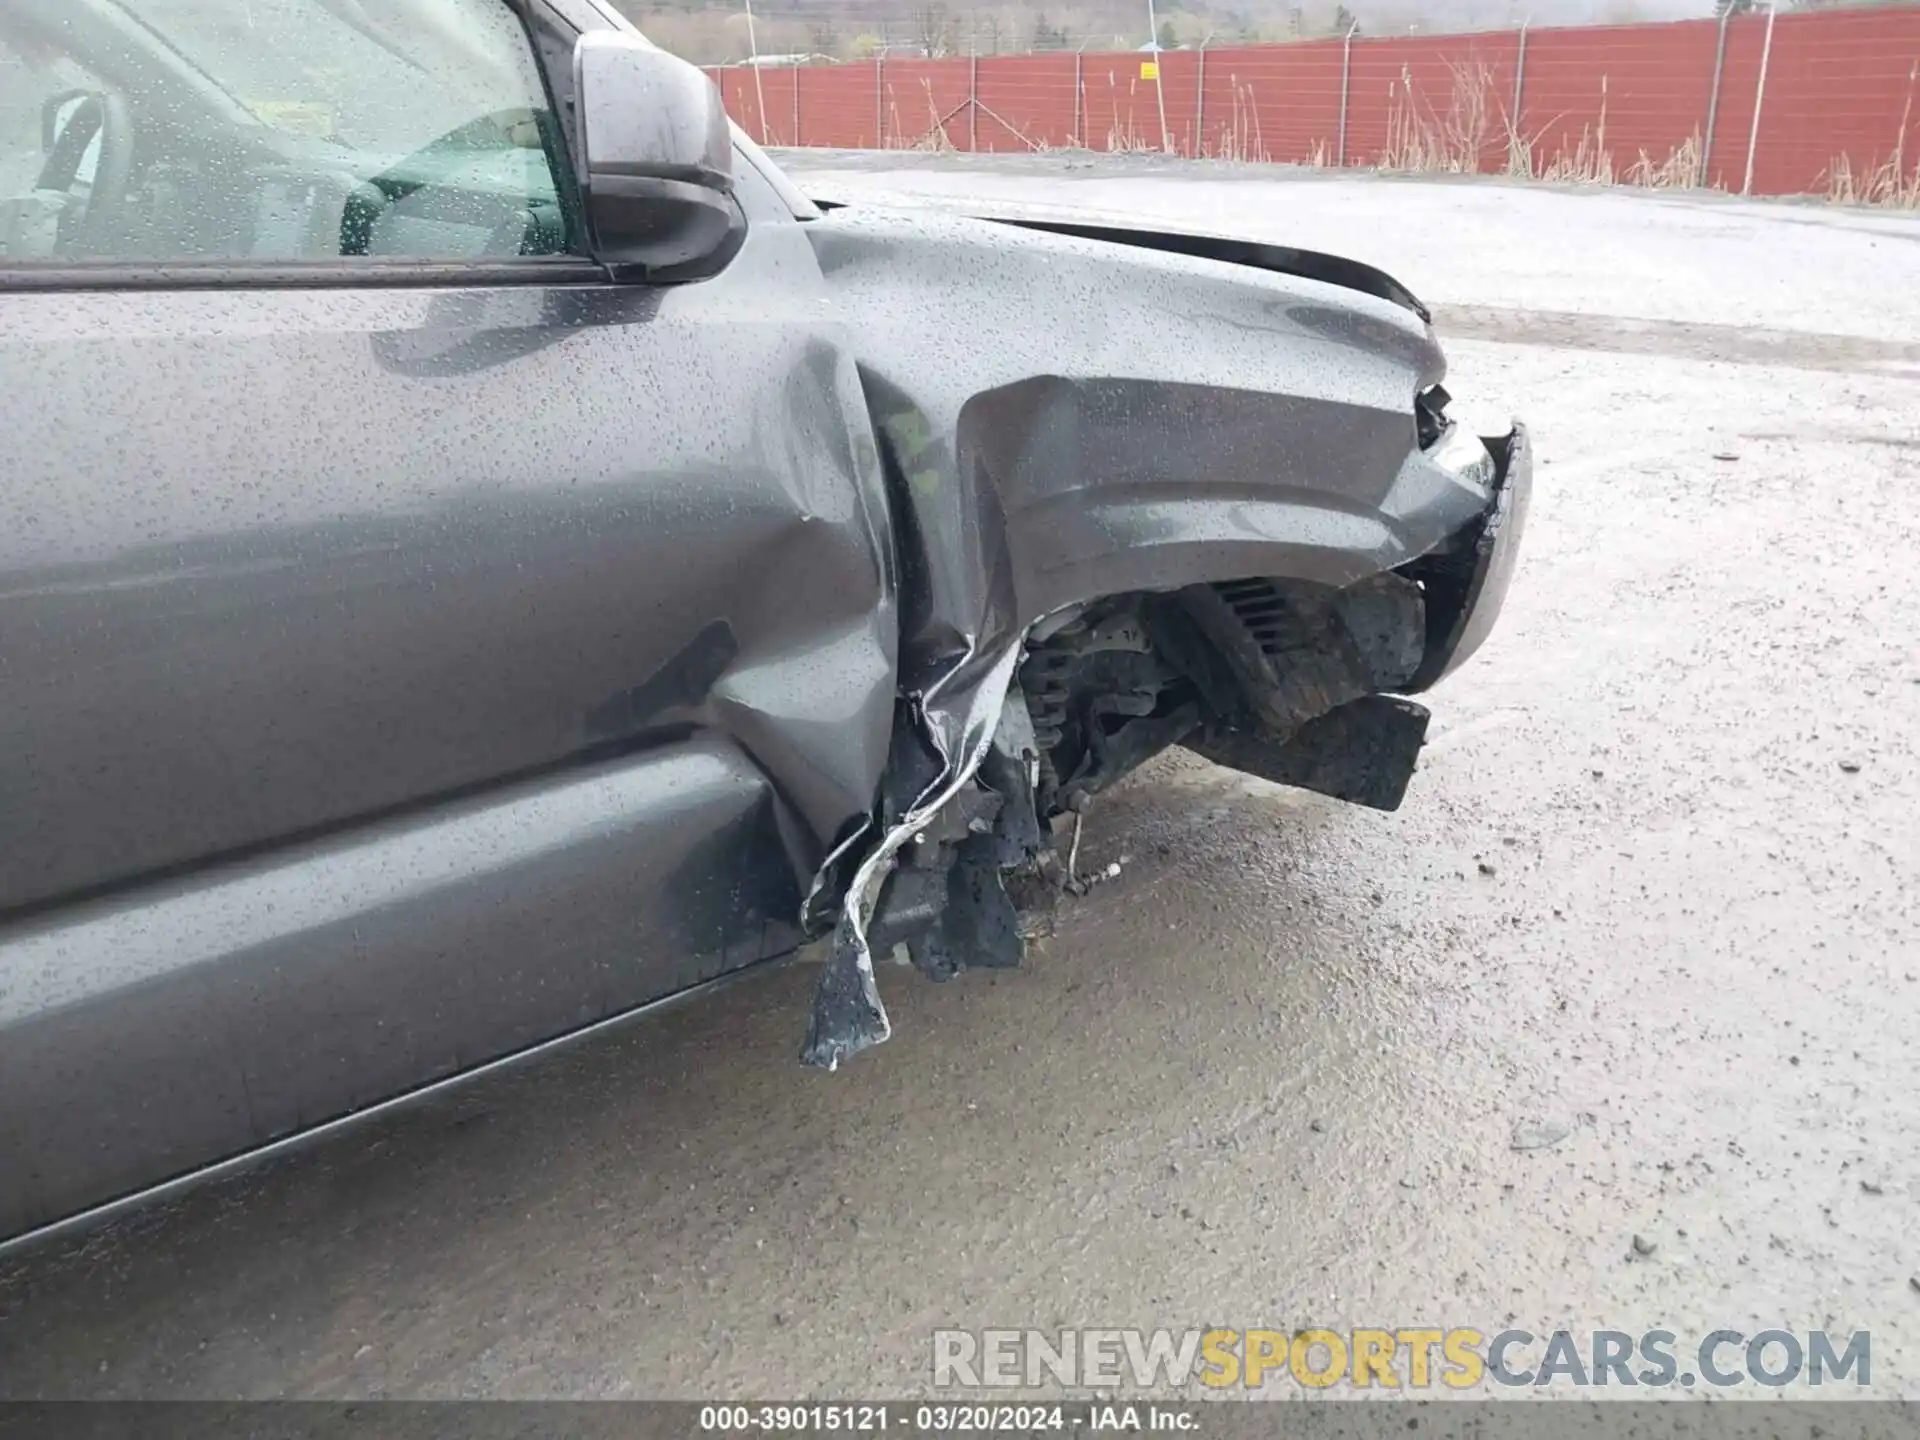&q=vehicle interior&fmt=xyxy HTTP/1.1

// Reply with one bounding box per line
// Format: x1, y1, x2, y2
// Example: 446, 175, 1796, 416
0, 0, 578, 267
